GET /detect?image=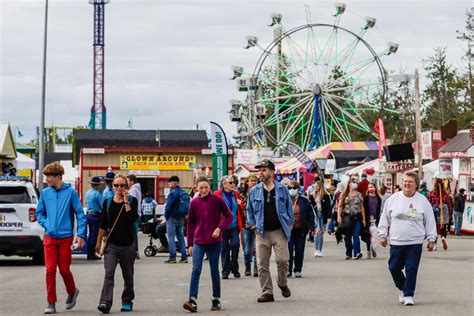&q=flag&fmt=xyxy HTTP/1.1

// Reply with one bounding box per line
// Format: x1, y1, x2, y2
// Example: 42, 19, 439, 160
210, 122, 228, 191
127, 118, 133, 129
375, 118, 386, 159
17, 129, 23, 138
